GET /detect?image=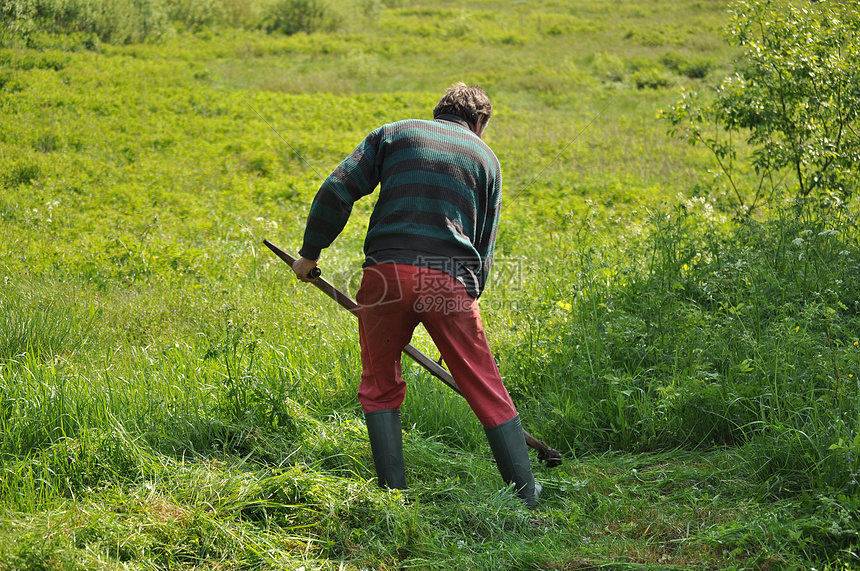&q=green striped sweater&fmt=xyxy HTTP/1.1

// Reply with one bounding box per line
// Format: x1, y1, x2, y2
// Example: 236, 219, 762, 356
299, 114, 502, 298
